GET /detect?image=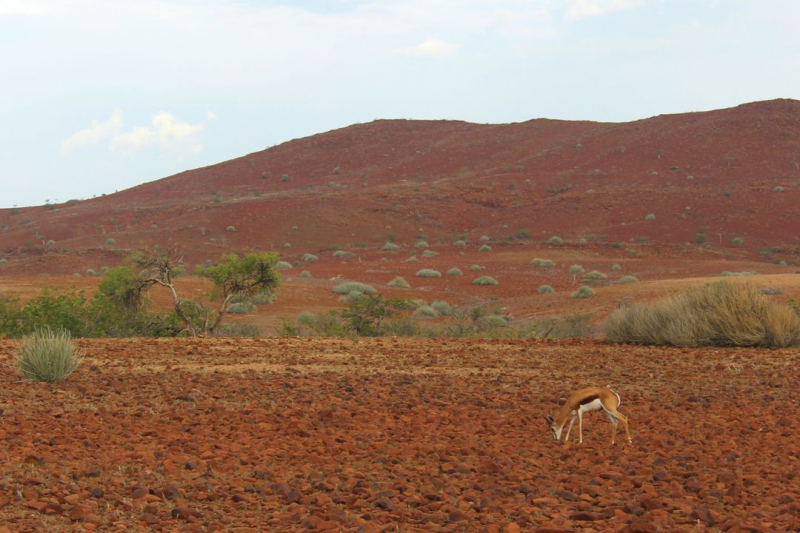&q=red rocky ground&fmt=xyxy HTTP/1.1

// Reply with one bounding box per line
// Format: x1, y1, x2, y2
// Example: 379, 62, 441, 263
0, 338, 797, 532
